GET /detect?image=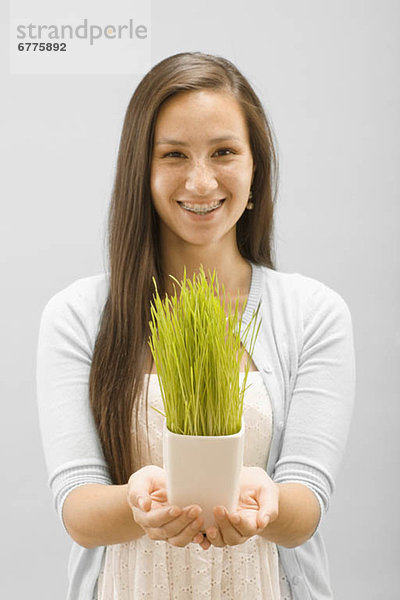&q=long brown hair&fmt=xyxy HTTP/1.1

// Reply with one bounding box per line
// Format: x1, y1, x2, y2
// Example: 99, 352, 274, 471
89, 52, 279, 484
